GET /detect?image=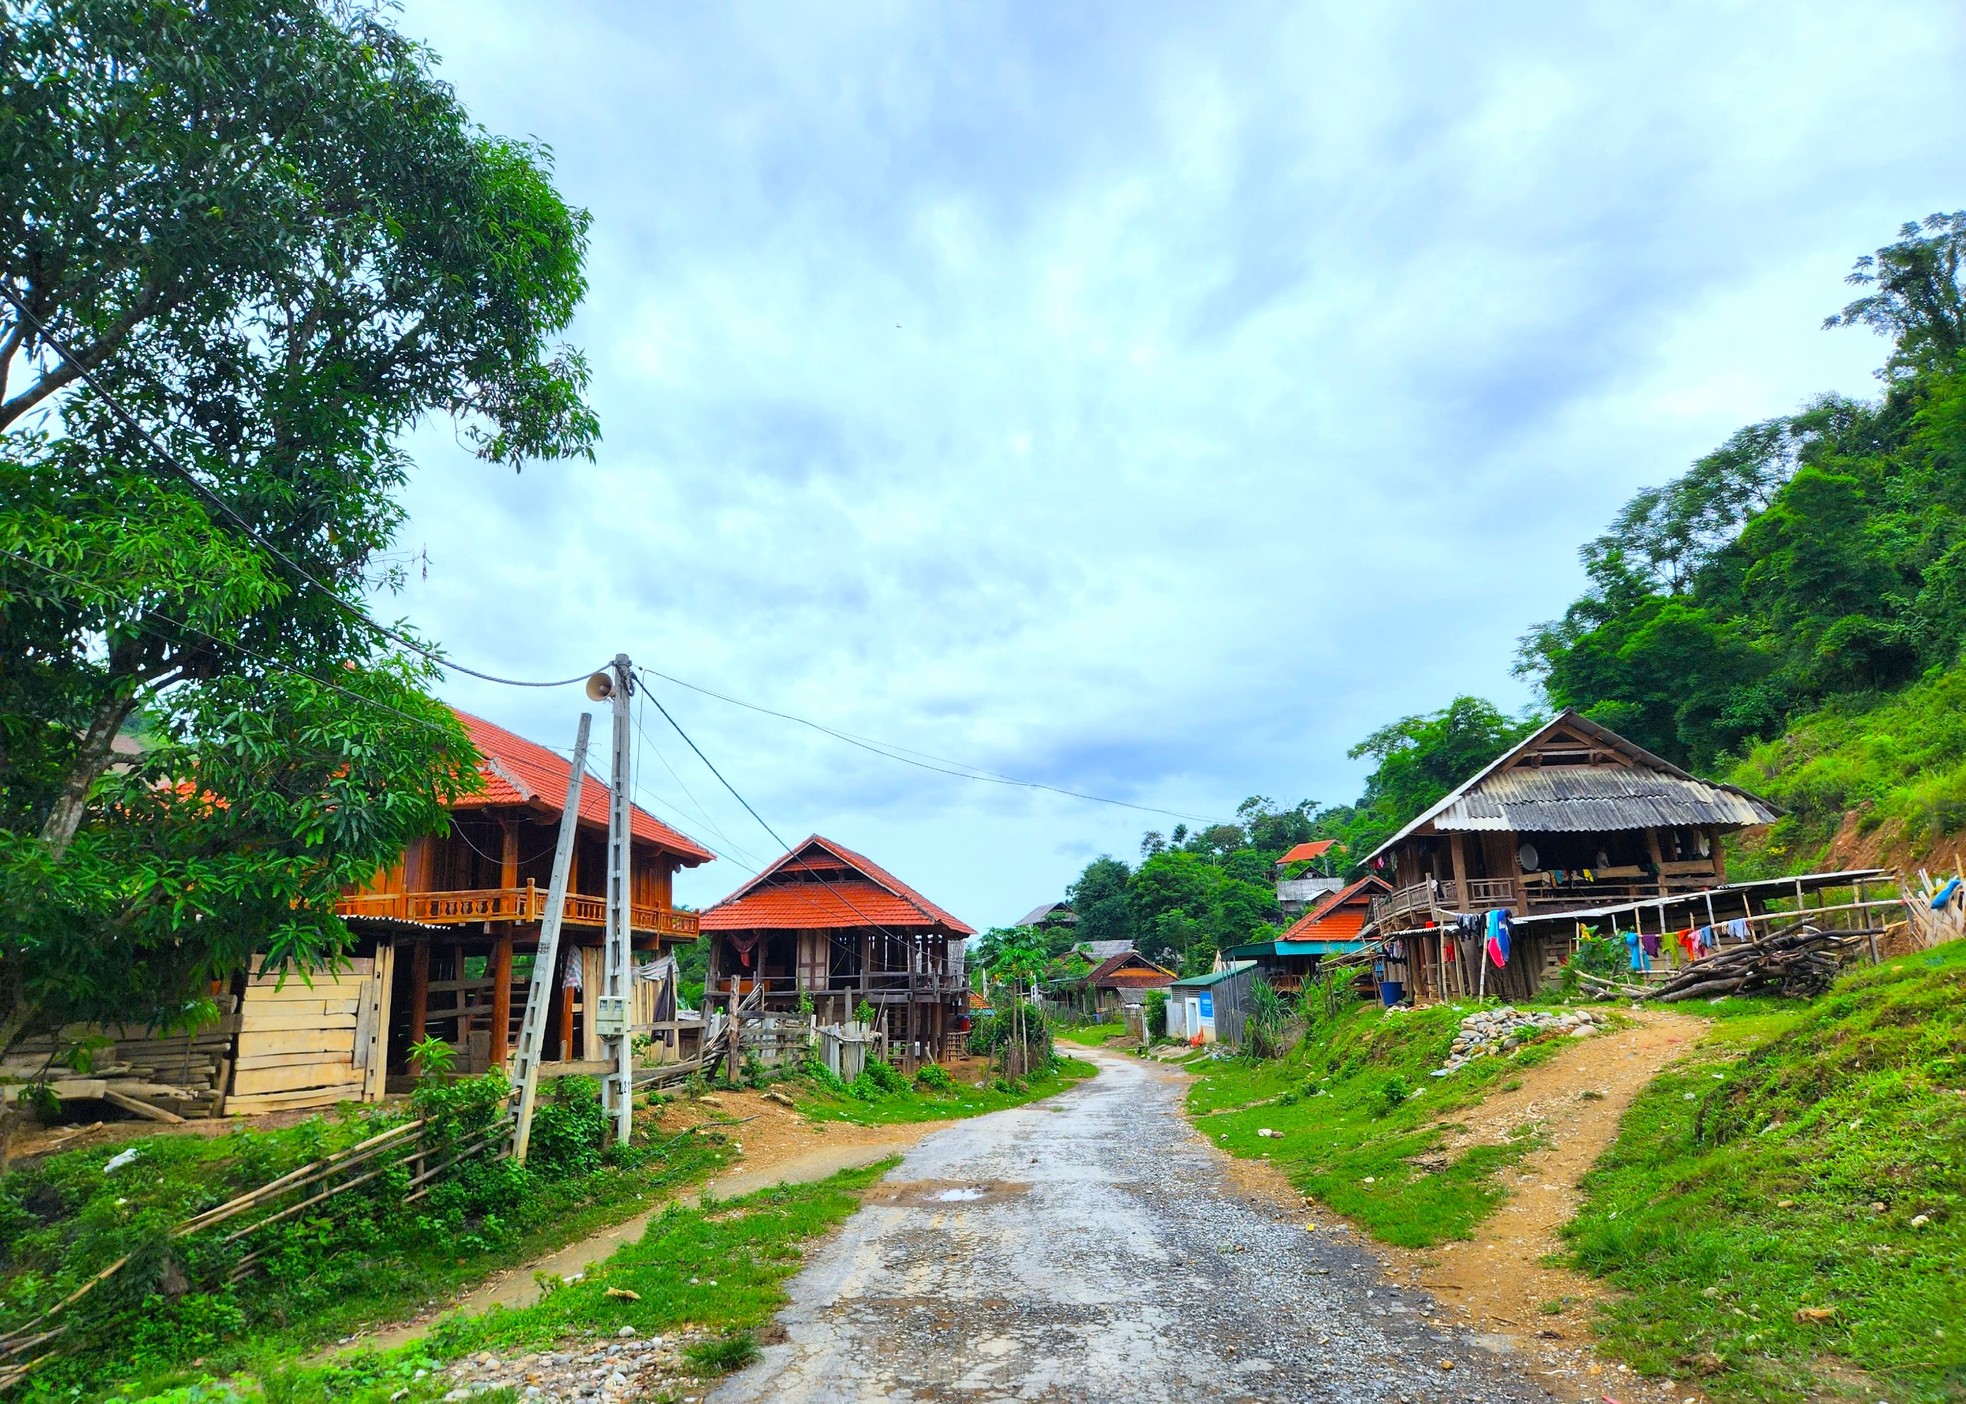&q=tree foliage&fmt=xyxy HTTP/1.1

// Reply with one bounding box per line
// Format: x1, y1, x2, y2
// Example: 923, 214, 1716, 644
1519, 213, 1966, 768
0, 0, 597, 1053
